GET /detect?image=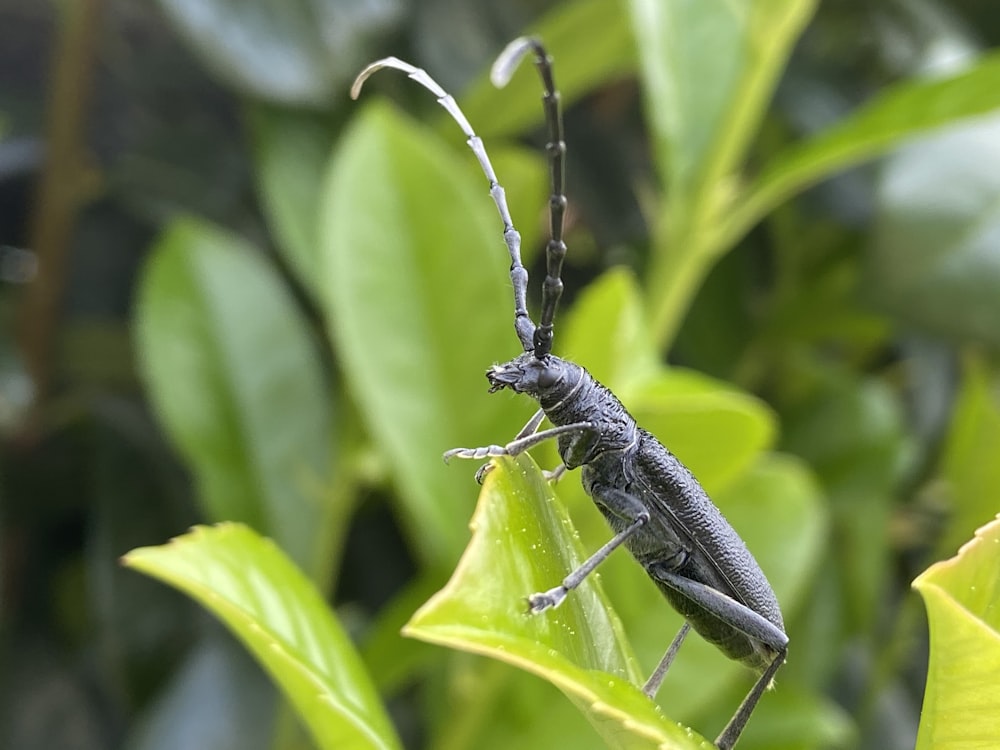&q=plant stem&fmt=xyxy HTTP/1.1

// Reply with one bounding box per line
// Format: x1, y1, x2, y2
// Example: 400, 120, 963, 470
18, 0, 103, 408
